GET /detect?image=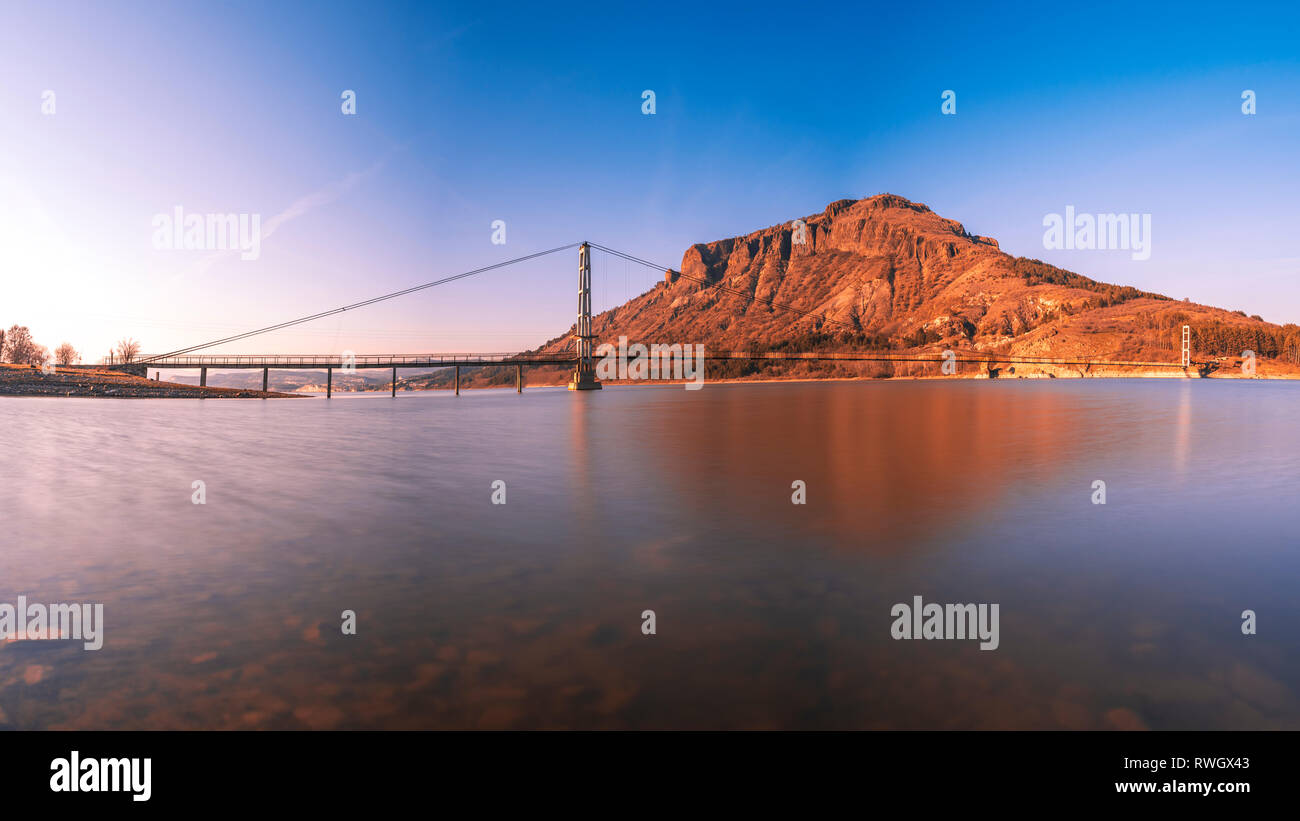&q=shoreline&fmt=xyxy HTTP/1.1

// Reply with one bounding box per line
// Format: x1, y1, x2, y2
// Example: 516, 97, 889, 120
7, 363, 1296, 399
281, 369, 1300, 396
0, 364, 297, 399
